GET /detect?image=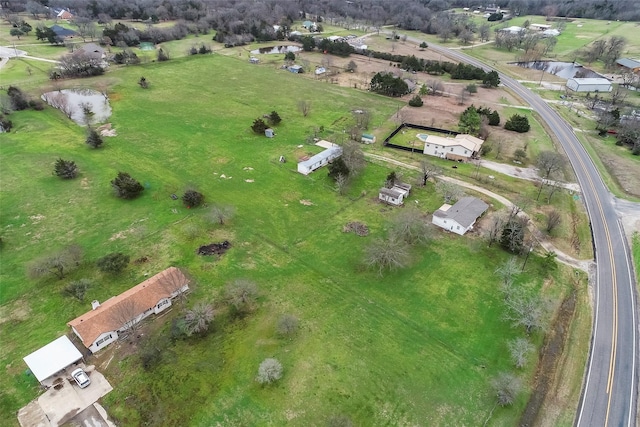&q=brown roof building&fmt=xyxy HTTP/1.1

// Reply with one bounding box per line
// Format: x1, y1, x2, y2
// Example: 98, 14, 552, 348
68, 267, 189, 352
